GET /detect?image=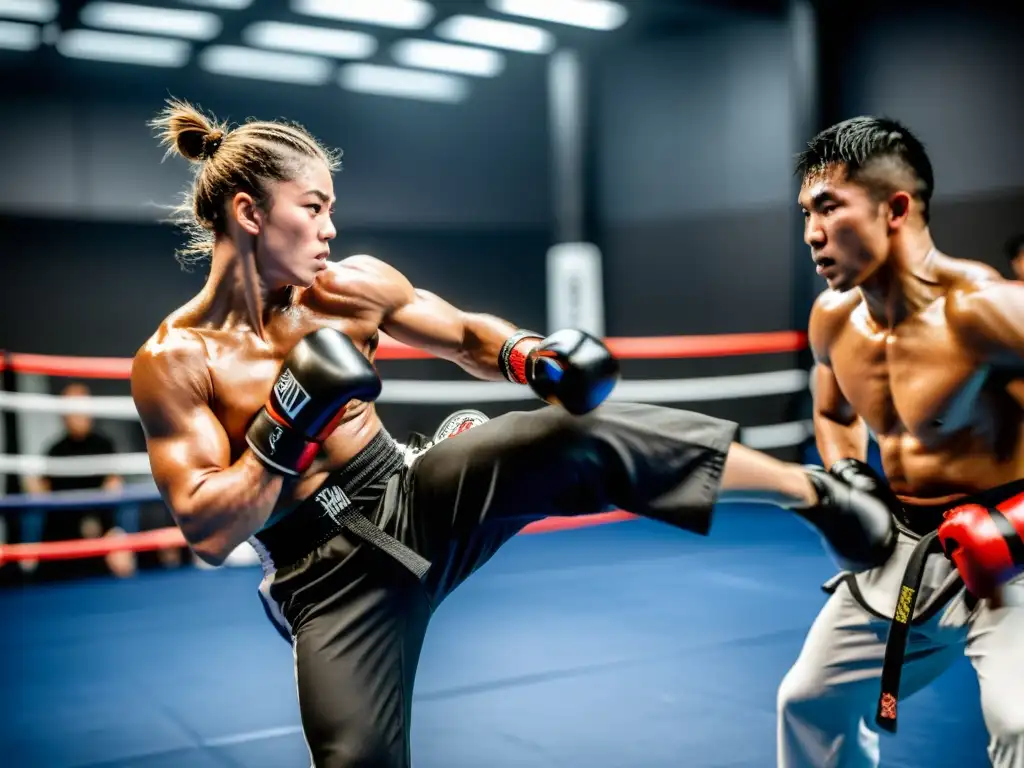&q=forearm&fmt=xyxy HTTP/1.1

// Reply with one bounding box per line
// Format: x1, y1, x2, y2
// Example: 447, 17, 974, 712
814, 412, 868, 467
456, 312, 540, 382
172, 452, 285, 565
